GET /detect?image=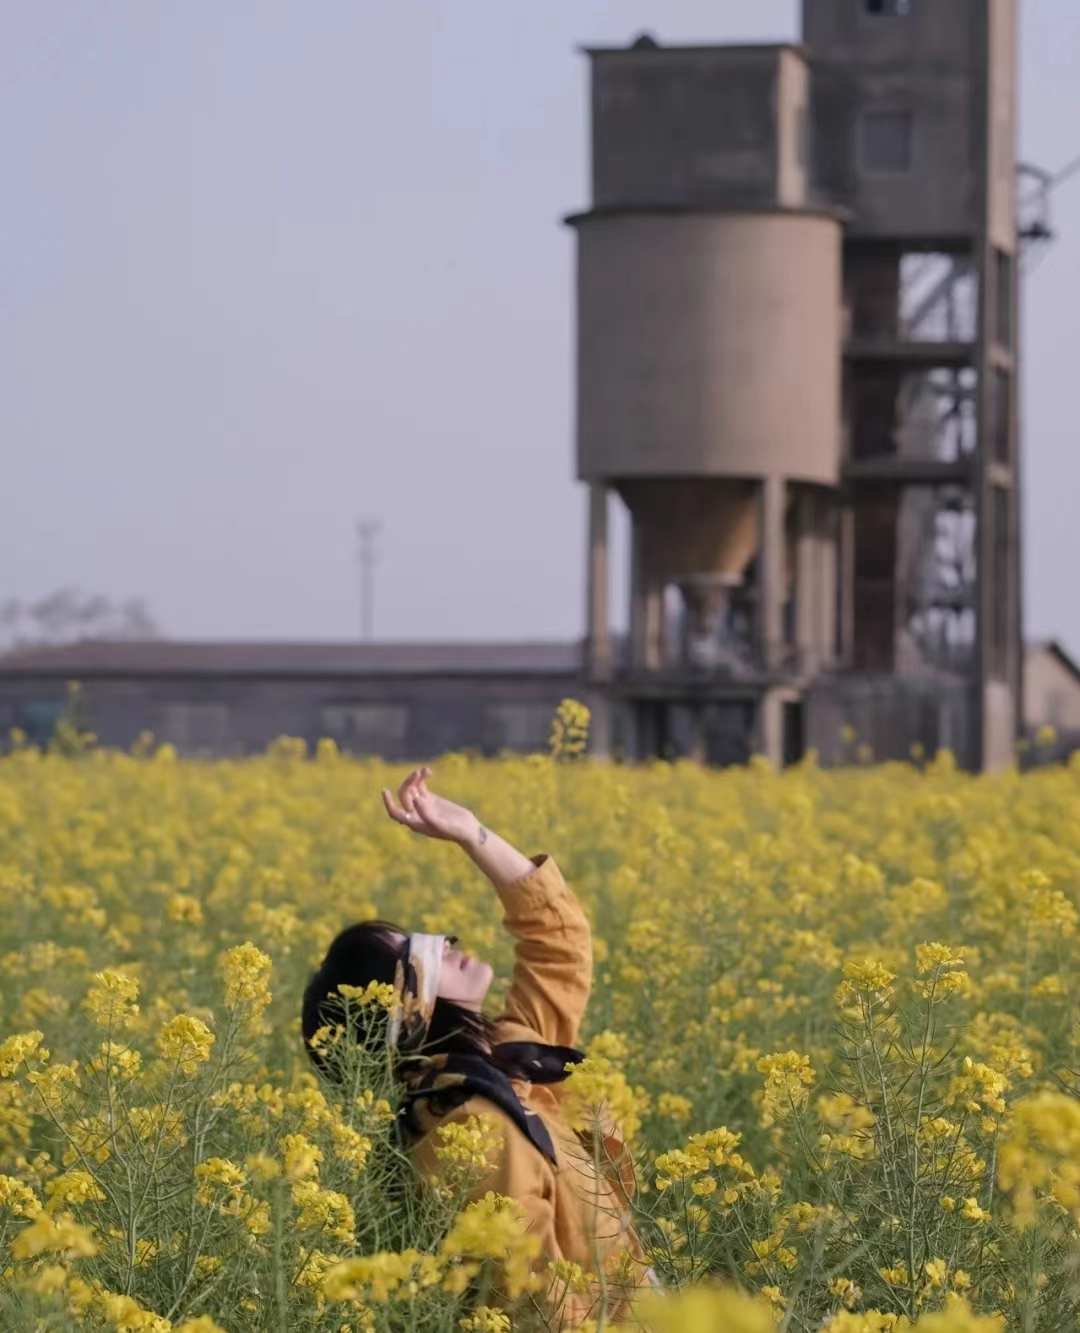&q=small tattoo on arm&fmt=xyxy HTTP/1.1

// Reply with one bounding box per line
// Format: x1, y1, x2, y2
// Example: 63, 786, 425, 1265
477, 824, 488, 845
